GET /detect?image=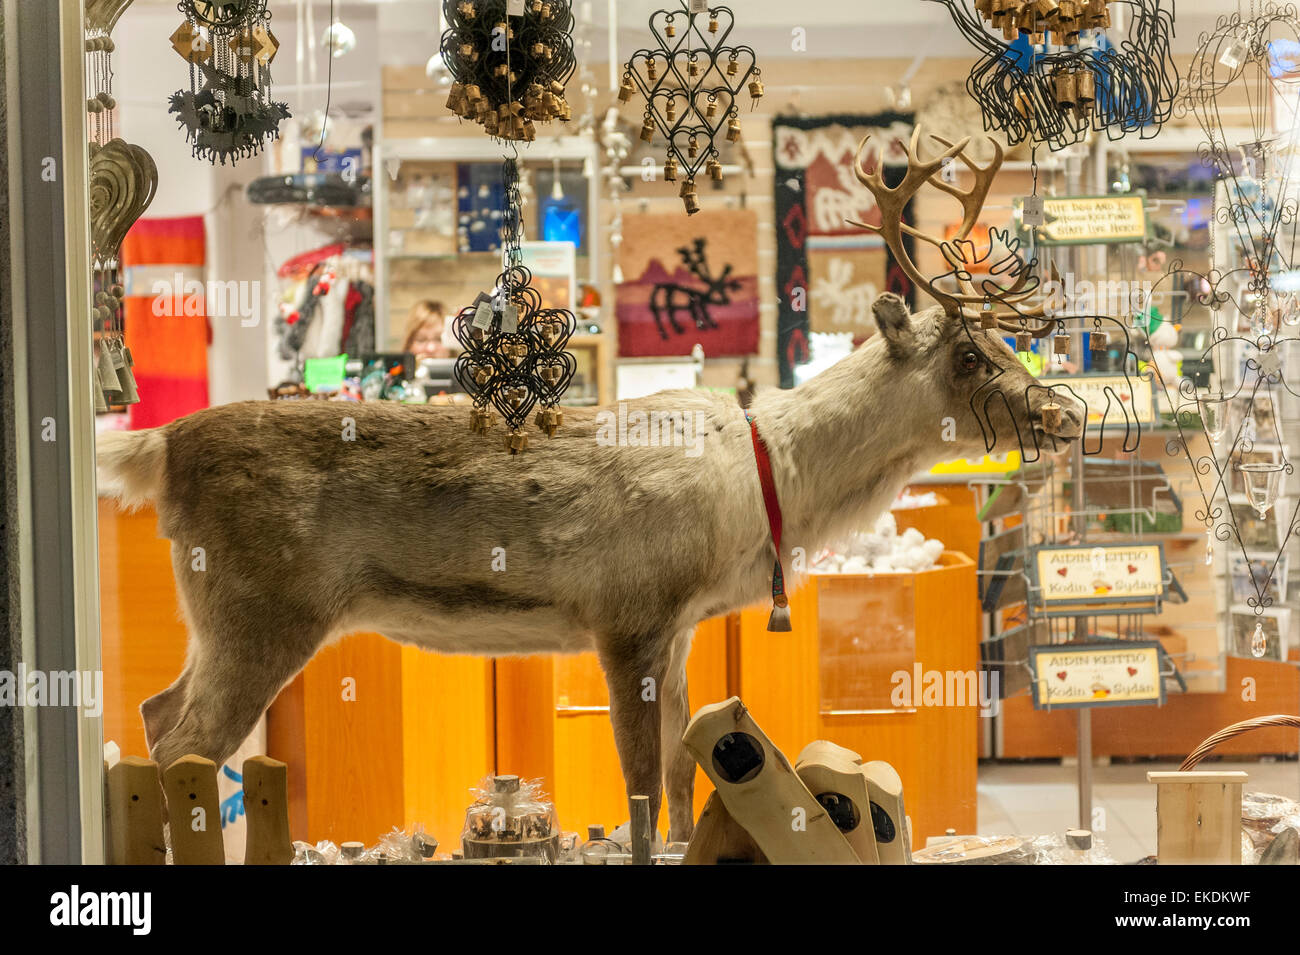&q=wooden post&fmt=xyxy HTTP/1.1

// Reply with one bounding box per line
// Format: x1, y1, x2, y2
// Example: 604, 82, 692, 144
106, 756, 166, 865
162, 755, 225, 865
863, 761, 911, 865
684, 791, 768, 864
1148, 771, 1247, 865
795, 742, 879, 864
243, 755, 293, 865
629, 794, 652, 865
683, 698, 860, 864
